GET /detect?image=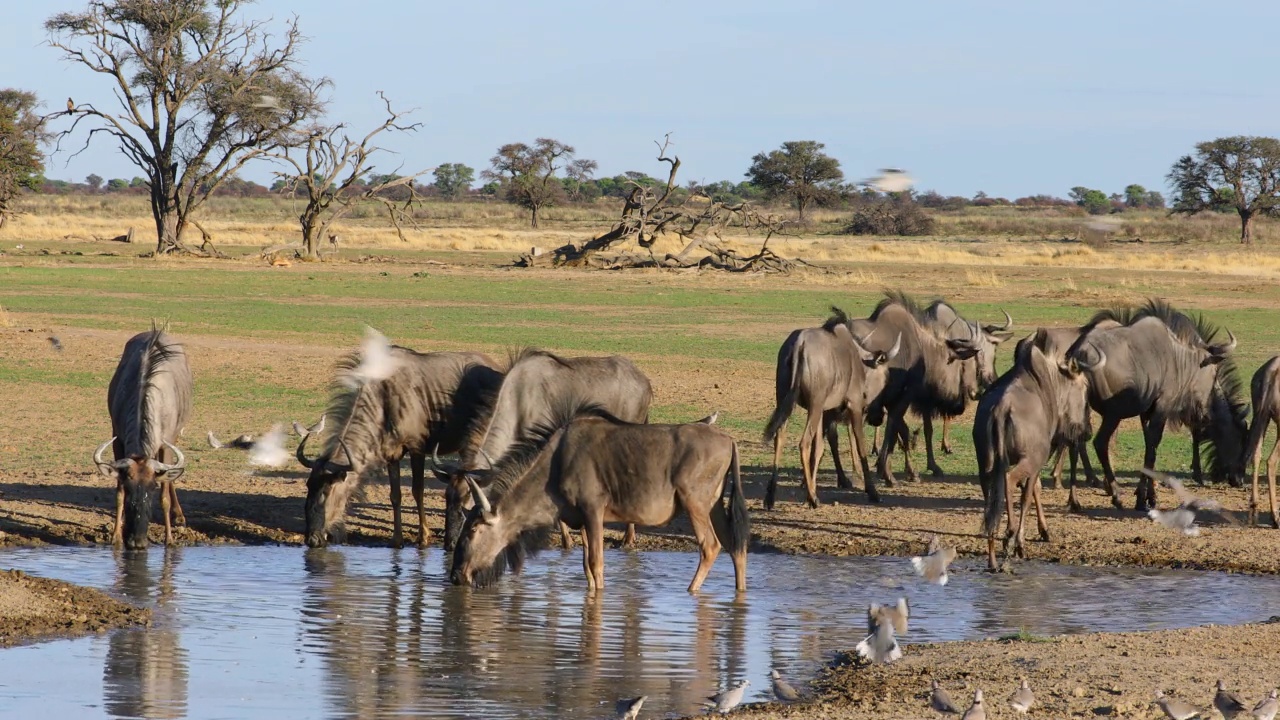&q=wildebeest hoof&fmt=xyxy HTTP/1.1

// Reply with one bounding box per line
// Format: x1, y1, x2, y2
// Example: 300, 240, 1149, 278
806, 498, 820, 509
865, 490, 882, 504
1110, 496, 1125, 510
1038, 530, 1051, 543
836, 477, 855, 490
173, 514, 186, 527
928, 466, 944, 478
907, 472, 922, 483
1067, 501, 1083, 514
